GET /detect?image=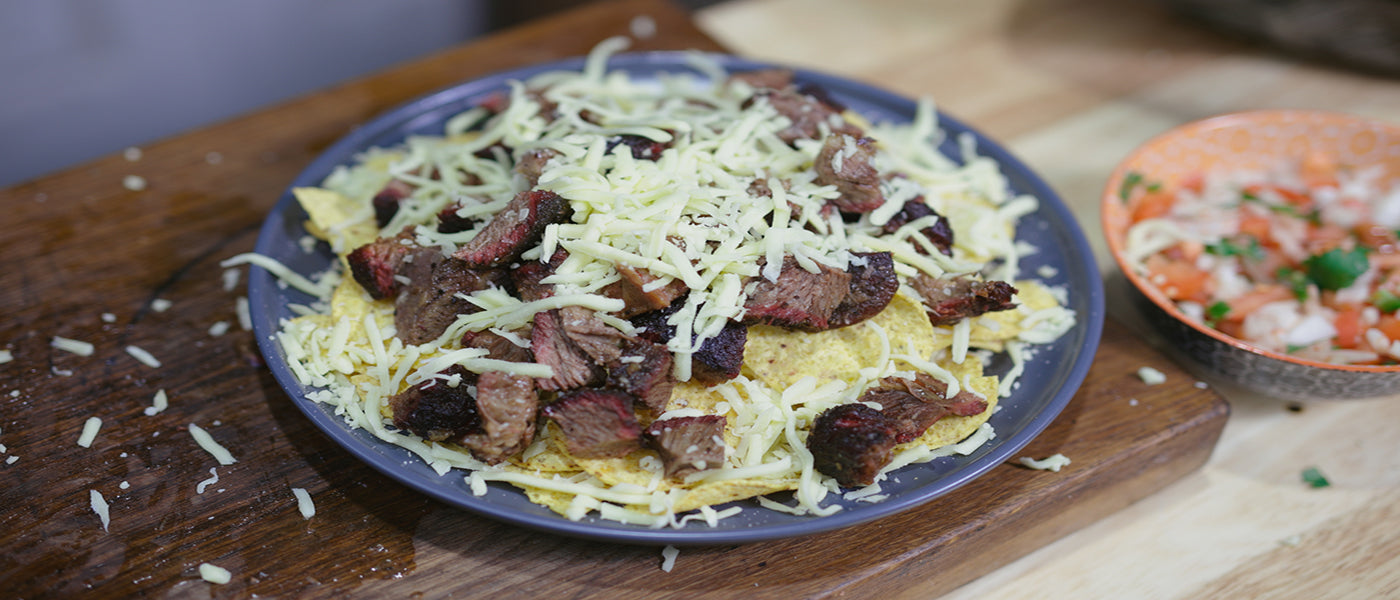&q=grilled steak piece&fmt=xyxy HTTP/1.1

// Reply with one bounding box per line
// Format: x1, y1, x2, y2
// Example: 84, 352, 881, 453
372, 178, 415, 227
514, 148, 558, 188
862, 373, 988, 444
815, 133, 886, 213
389, 366, 479, 443
436, 201, 481, 234
543, 388, 643, 458
881, 198, 954, 256
531, 309, 604, 391
605, 135, 669, 160
558, 306, 628, 365
909, 274, 1019, 326
607, 340, 675, 415
346, 231, 416, 300
828, 251, 898, 329
807, 403, 898, 487
600, 264, 688, 317
460, 328, 534, 364
395, 248, 506, 345
453, 189, 571, 268
511, 249, 568, 302
743, 255, 852, 331
643, 415, 727, 478
691, 320, 747, 385
460, 371, 539, 464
